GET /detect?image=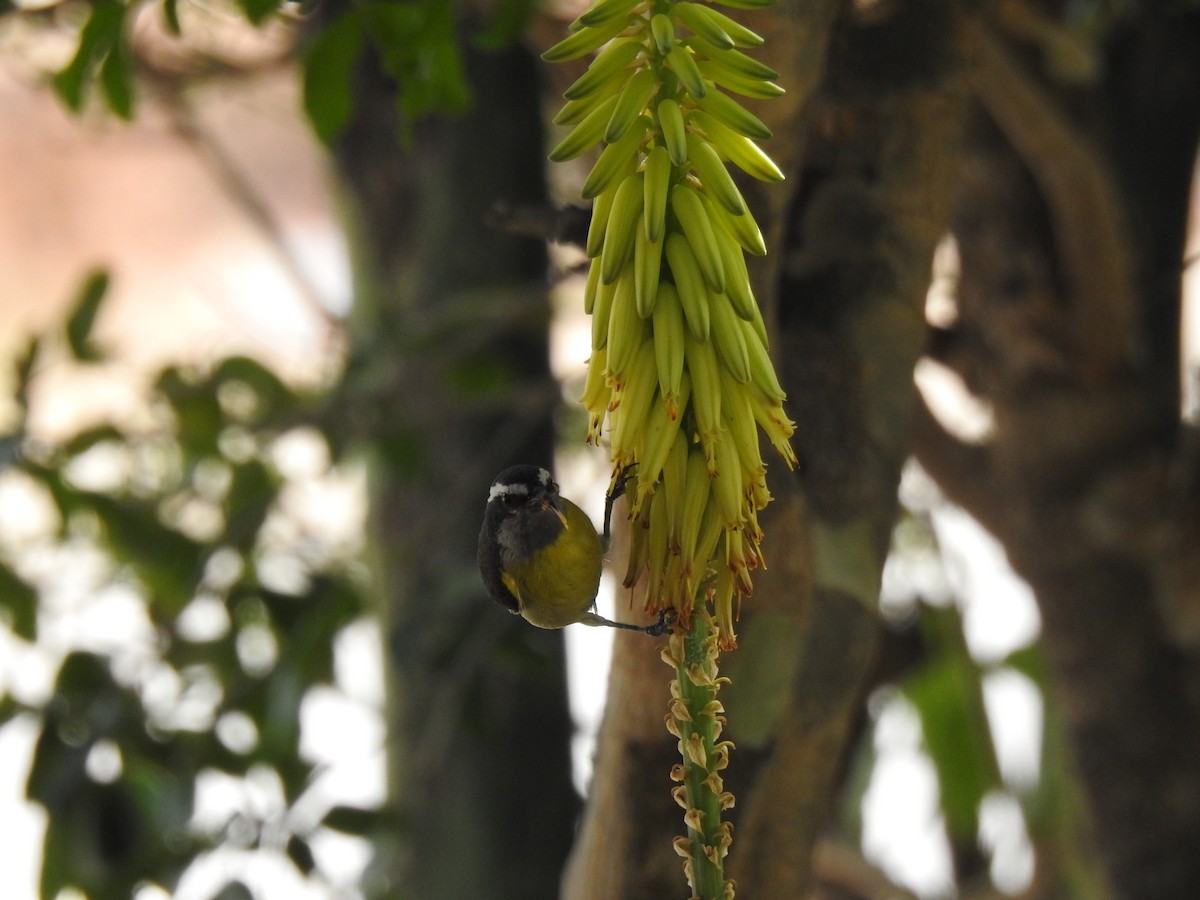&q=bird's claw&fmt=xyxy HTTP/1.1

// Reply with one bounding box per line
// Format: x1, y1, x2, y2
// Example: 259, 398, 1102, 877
643, 607, 677, 637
